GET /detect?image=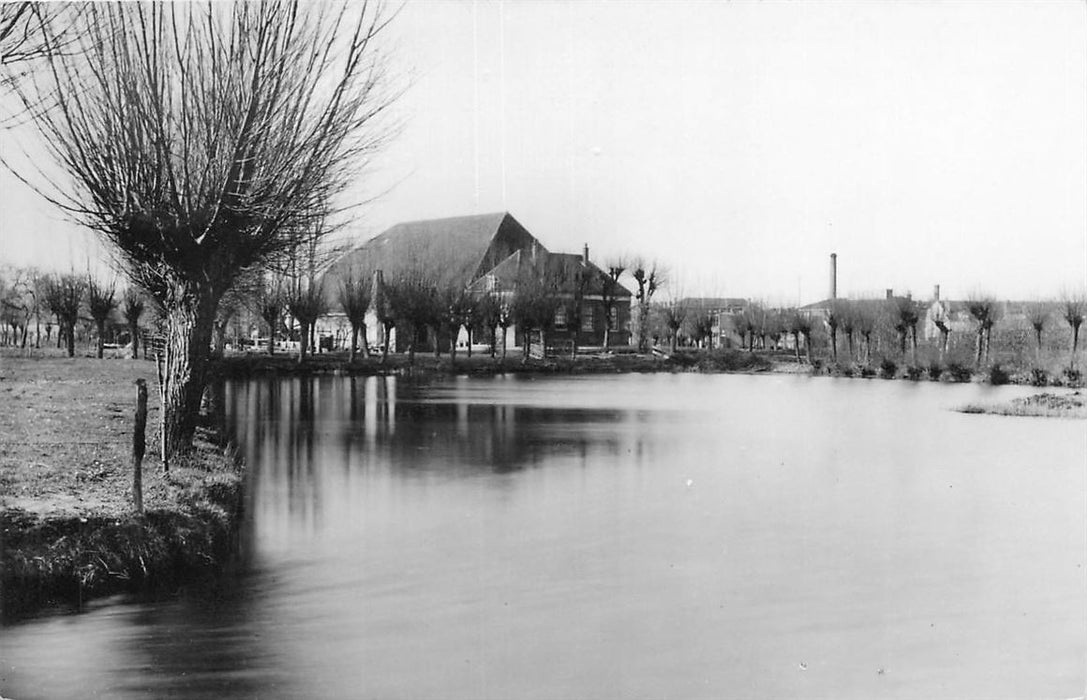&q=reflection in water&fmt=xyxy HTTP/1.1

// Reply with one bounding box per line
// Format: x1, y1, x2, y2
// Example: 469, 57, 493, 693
224, 375, 658, 552
2, 374, 1084, 700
